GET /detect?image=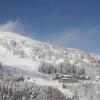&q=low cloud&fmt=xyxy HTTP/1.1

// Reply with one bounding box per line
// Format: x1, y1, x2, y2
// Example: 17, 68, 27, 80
52, 30, 79, 46
0, 20, 39, 39
0, 20, 32, 38
49, 26, 100, 49
0, 20, 22, 32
